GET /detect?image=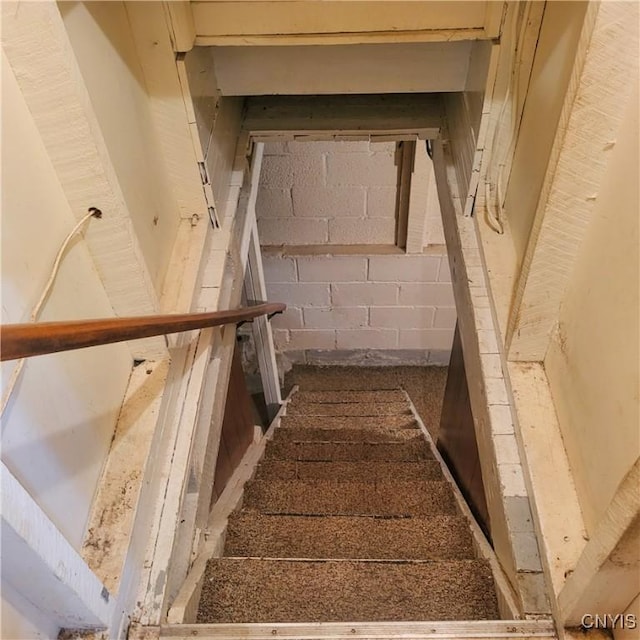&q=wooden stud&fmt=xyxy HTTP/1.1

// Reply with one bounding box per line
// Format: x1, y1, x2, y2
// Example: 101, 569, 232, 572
1, 463, 112, 629
163, 1, 196, 53
394, 140, 415, 251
